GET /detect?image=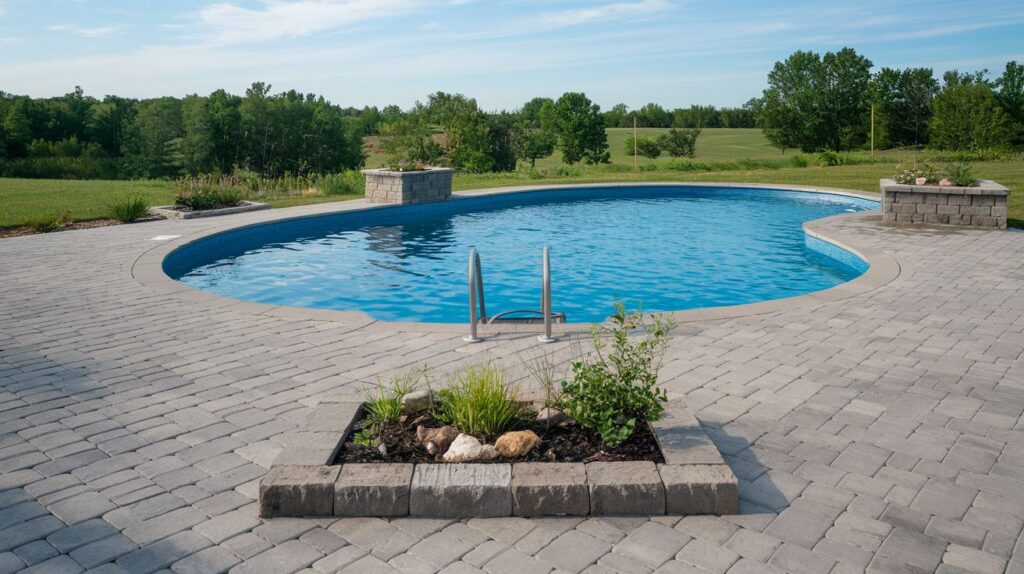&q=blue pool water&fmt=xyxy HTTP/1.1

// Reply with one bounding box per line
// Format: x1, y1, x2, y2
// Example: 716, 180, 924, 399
165, 186, 878, 323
